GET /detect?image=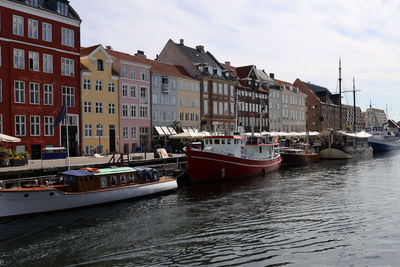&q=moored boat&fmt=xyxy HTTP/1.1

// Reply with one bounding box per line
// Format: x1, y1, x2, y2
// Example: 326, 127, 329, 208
366, 125, 400, 153
280, 143, 320, 165
186, 134, 281, 182
0, 166, 177, 218
319, 129, 373, 159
